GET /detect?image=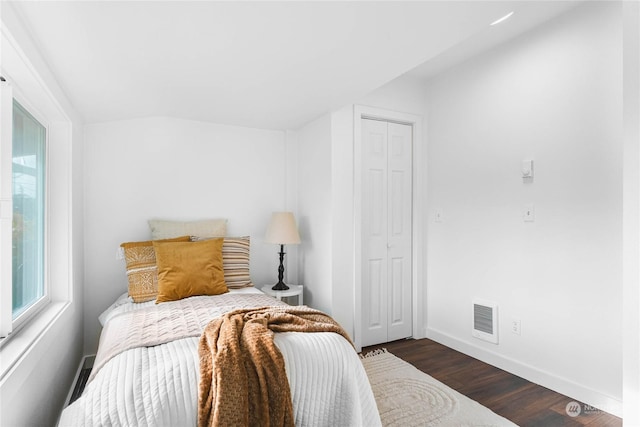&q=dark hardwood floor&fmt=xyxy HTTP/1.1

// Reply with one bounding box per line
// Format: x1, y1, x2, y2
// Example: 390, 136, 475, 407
362, 338, 621, 427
